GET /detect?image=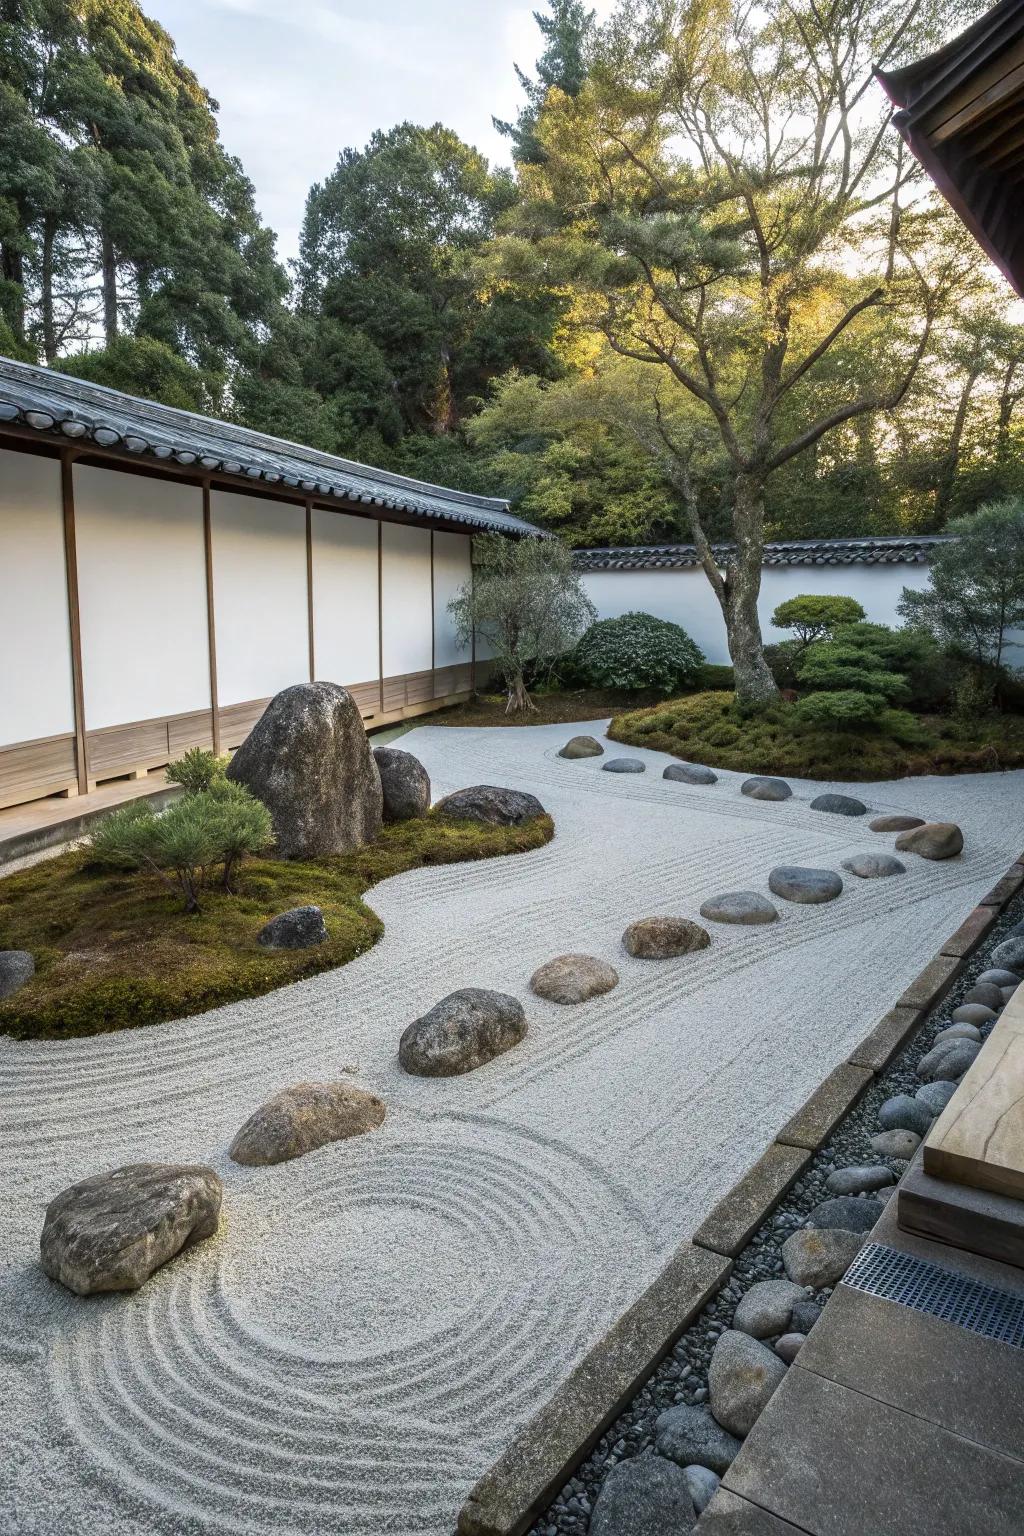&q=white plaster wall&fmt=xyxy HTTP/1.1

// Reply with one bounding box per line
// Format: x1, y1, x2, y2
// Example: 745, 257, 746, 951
211, 491, 308, 707
75, 464, 209, 730
0, 448, 75, 745
581, 563, 937, 665
311, 509, 380, 687
381, 521, 433, 676
432, 531, 473, 666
